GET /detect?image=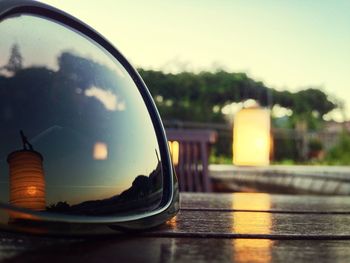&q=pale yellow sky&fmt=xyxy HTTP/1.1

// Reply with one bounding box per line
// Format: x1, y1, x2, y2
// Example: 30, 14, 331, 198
35, 1, 350, 120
